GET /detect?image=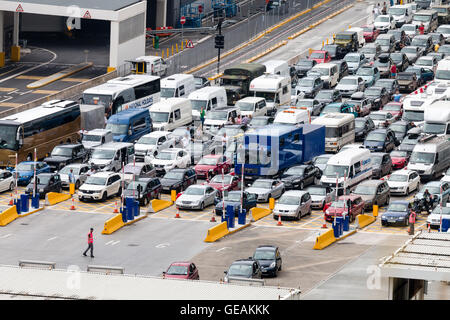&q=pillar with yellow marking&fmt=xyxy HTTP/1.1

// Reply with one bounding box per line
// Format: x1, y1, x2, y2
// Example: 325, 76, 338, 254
373, 205, 378, 218
171, 190, 177, 202
269, 198, 275, 210
69, 183, 75, 196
